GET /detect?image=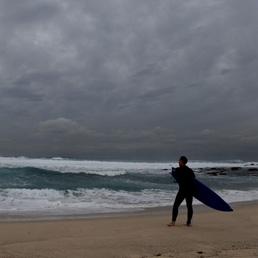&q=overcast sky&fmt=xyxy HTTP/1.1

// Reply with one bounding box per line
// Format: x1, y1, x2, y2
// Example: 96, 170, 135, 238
0, 0, 258, 161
